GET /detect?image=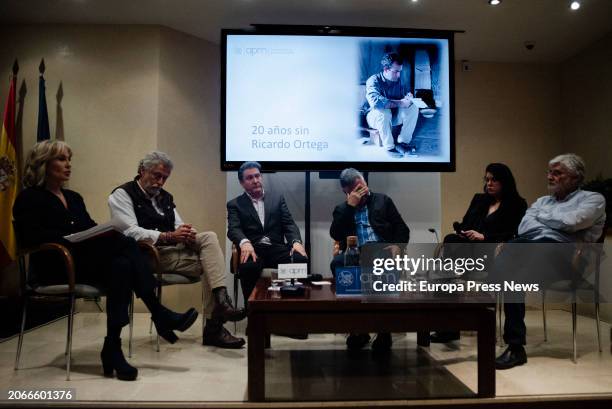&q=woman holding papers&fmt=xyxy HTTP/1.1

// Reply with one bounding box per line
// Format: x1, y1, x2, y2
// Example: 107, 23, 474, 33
13, 140, 198, 381
431, 162, 527, 343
